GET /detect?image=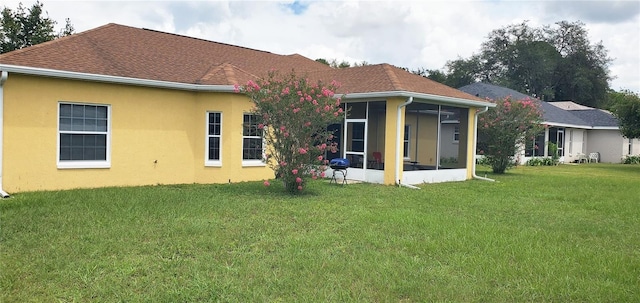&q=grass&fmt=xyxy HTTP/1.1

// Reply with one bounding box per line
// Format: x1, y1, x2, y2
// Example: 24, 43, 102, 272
1, 164, 639, 302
